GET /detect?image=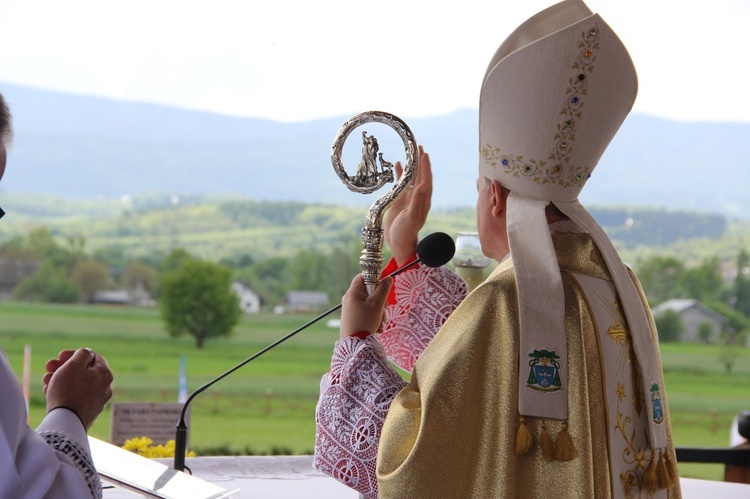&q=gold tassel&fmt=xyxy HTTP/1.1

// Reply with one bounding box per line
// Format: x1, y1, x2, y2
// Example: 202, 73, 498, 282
642, 449, 658, 492
656, 449, 672, 489
515, 417, 533, 455
665, 449, 679, 484
541, 422, 555, 461
555, 422, 577, 461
